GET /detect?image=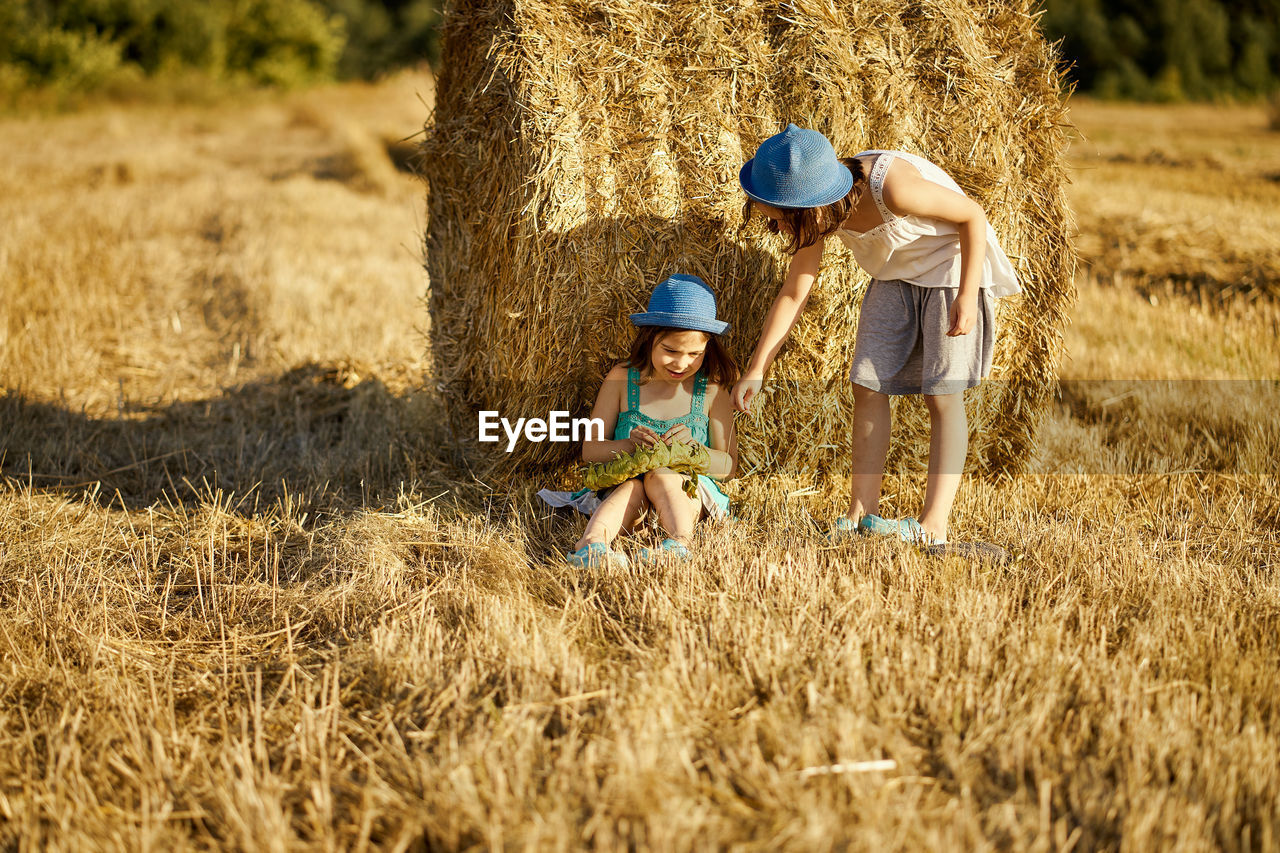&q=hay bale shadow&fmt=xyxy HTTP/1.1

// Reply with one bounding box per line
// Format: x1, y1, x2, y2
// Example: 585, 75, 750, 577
0, 364, 470, 513
383, 135, 423, 175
